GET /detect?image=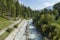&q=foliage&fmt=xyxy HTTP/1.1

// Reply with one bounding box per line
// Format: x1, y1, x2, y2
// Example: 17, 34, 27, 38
13, 24, 18, 28
6, 28, 14, 33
